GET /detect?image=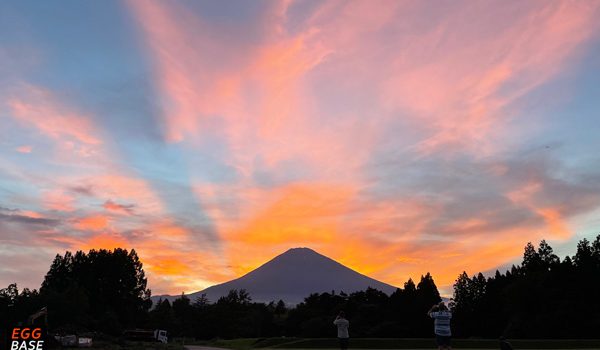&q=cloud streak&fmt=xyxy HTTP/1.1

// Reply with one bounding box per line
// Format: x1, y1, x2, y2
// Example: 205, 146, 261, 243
1, 0, 599, 295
